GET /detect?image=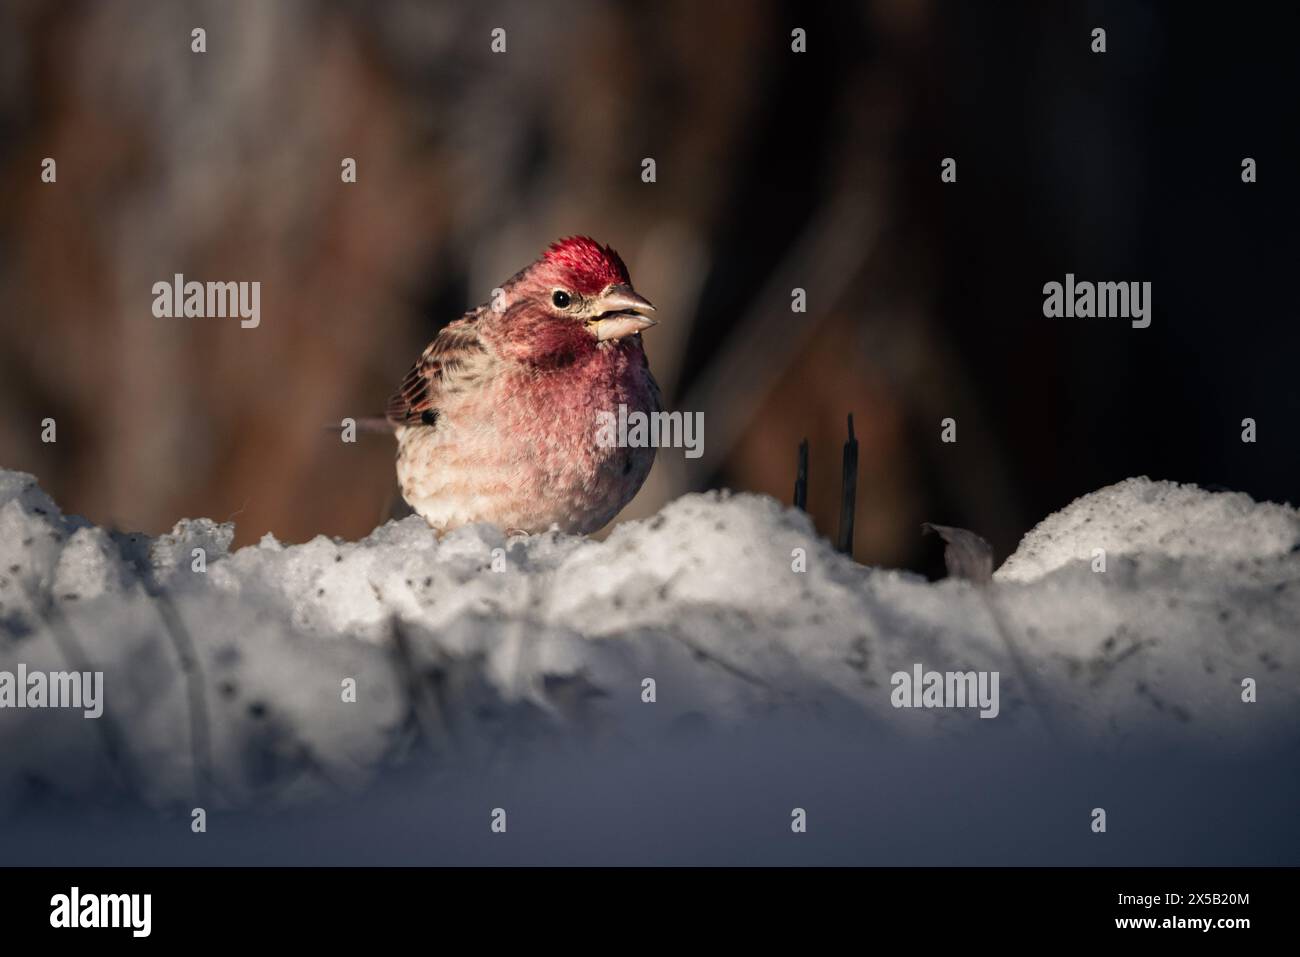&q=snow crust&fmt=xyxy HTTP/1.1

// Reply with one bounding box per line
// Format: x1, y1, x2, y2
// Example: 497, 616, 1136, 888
1, 470, 1296, 813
